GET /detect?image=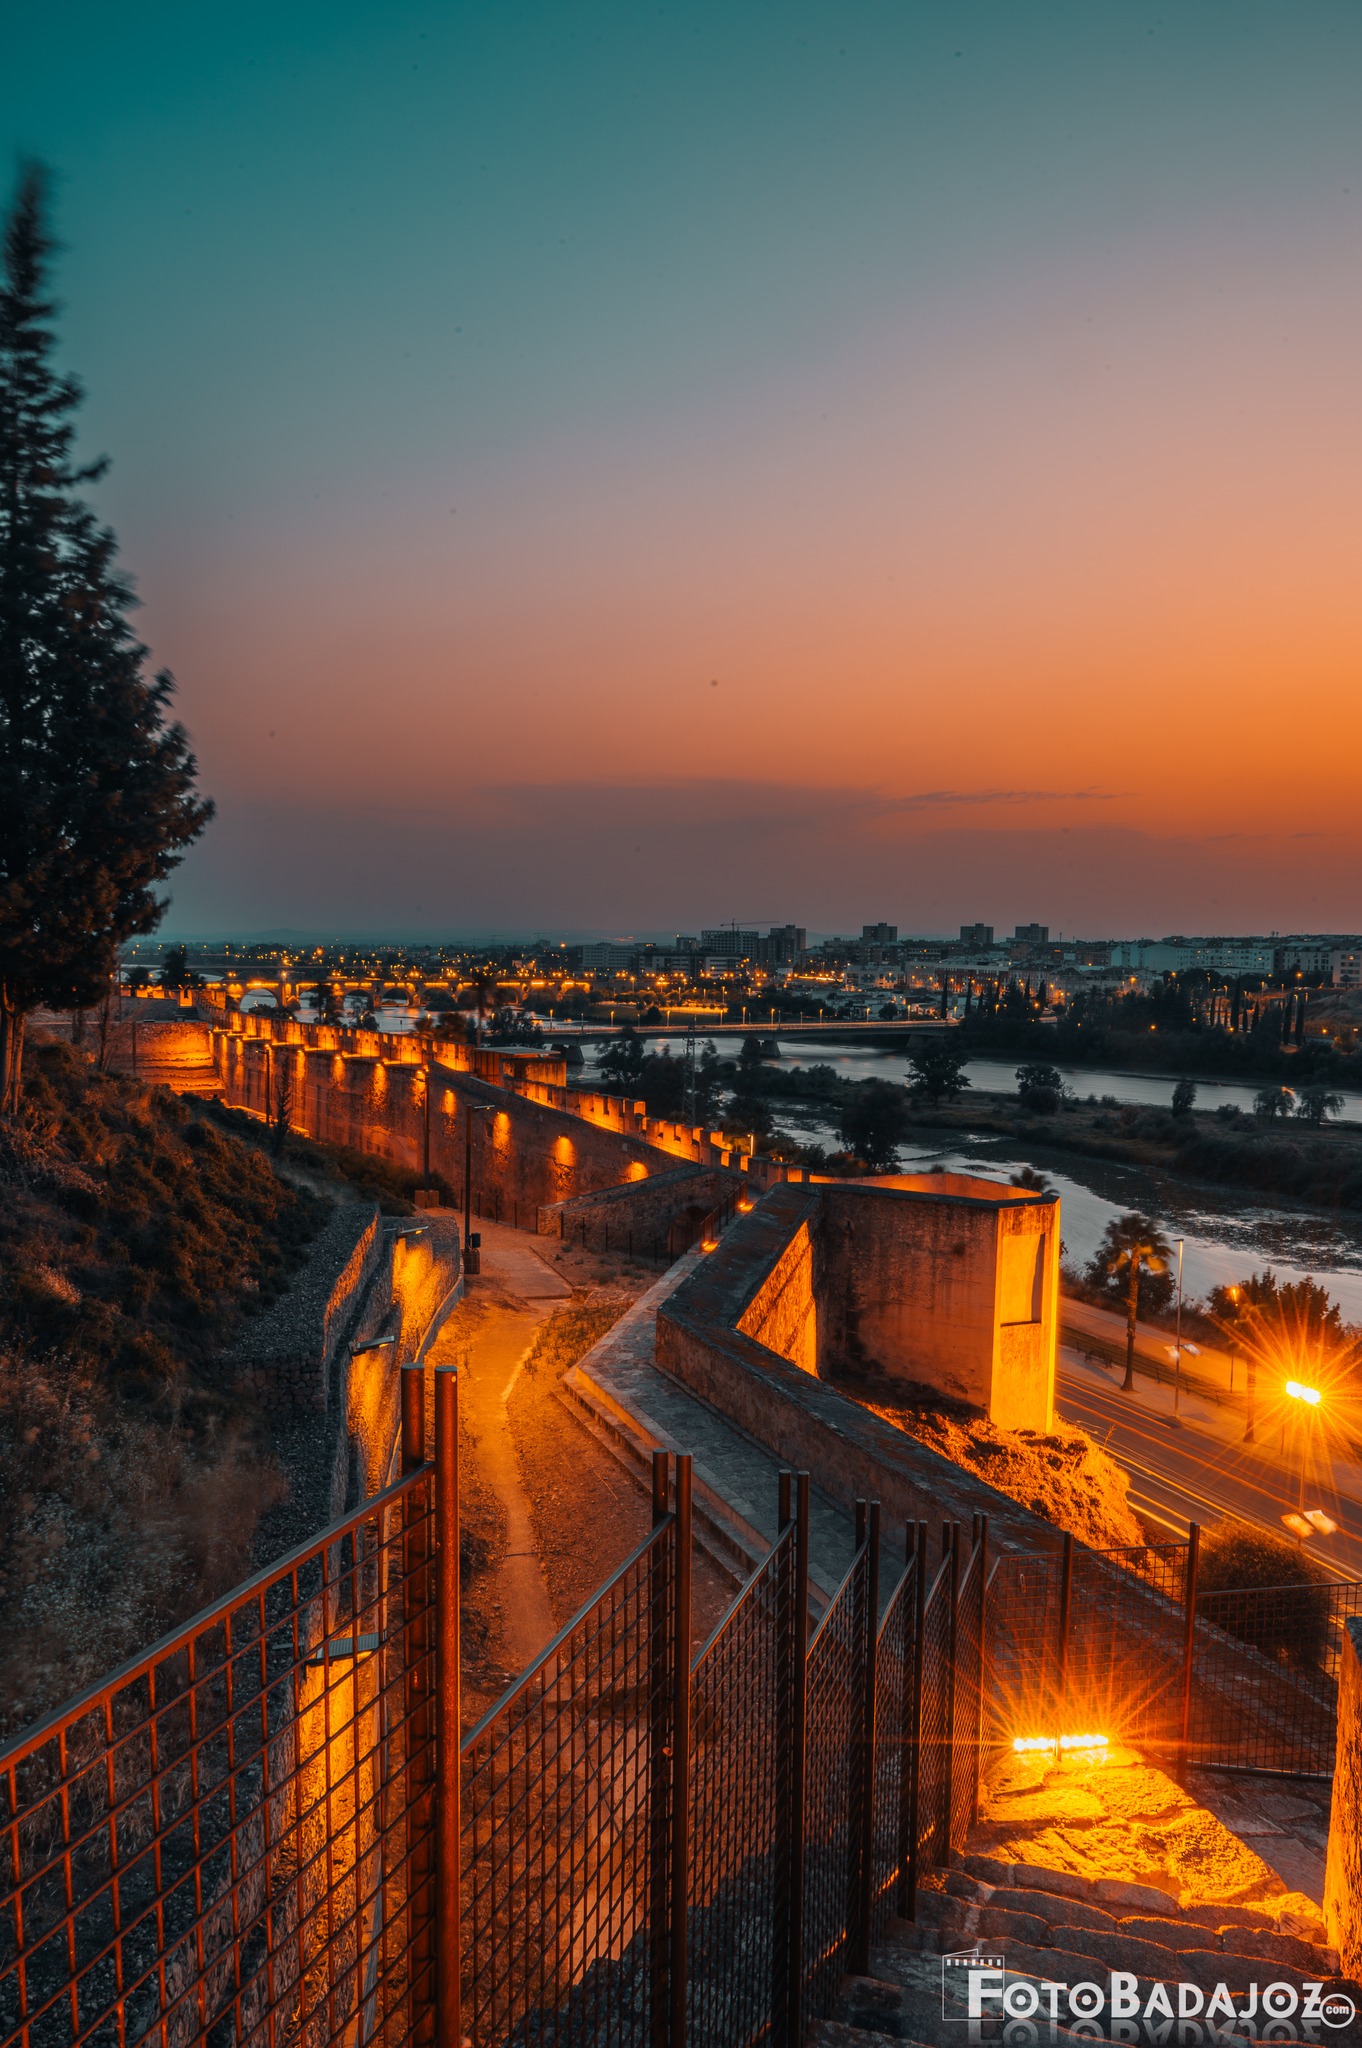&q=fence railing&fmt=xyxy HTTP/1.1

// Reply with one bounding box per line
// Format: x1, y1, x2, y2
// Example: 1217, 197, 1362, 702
7, 1365, 1359, 2048
1191, 1576, 1362, 1777
0, 1457, 439, 2048
988, 1535, 1192, 1763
